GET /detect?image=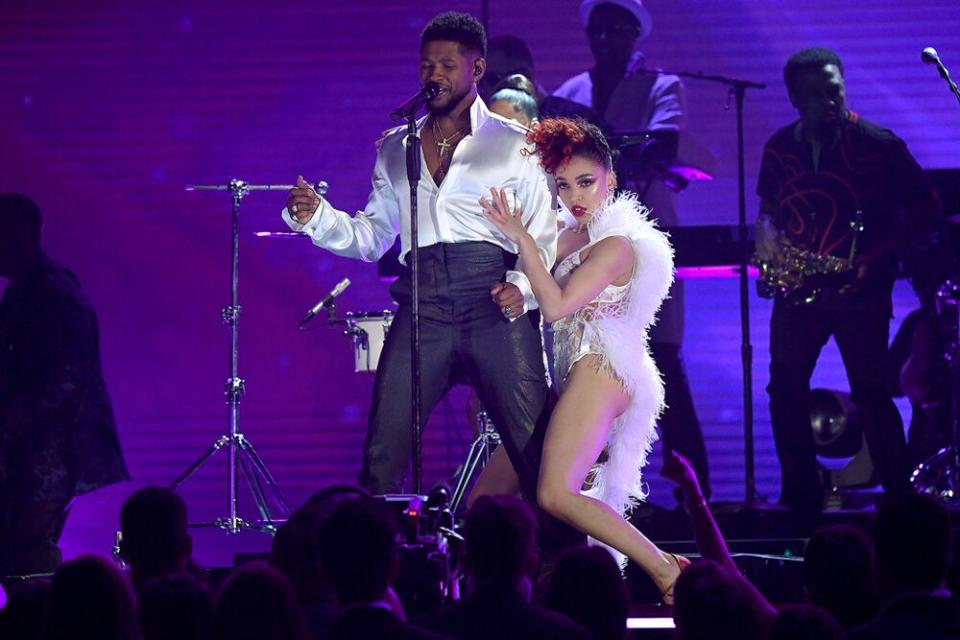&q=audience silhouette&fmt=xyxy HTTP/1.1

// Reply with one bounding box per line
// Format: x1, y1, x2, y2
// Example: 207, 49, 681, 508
673, 559, 764, 640
316, 494, 447, 640
139, 572, 212, 640
43, 555, 140, 640
213, 561, 311, 640
119, 487, 197, 594
844, 495, 960, 639
545, 545, 628, 640
802, 525, 878, 629
417, 495, 590, 640
769, 603, 842, 640
4, 478, 957, 640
